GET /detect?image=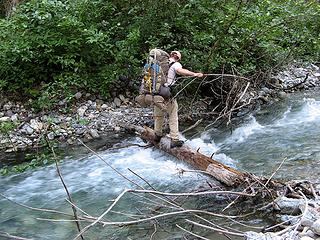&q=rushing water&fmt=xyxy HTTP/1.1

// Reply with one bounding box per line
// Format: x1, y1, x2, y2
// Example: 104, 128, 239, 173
1, 90, 320, 239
